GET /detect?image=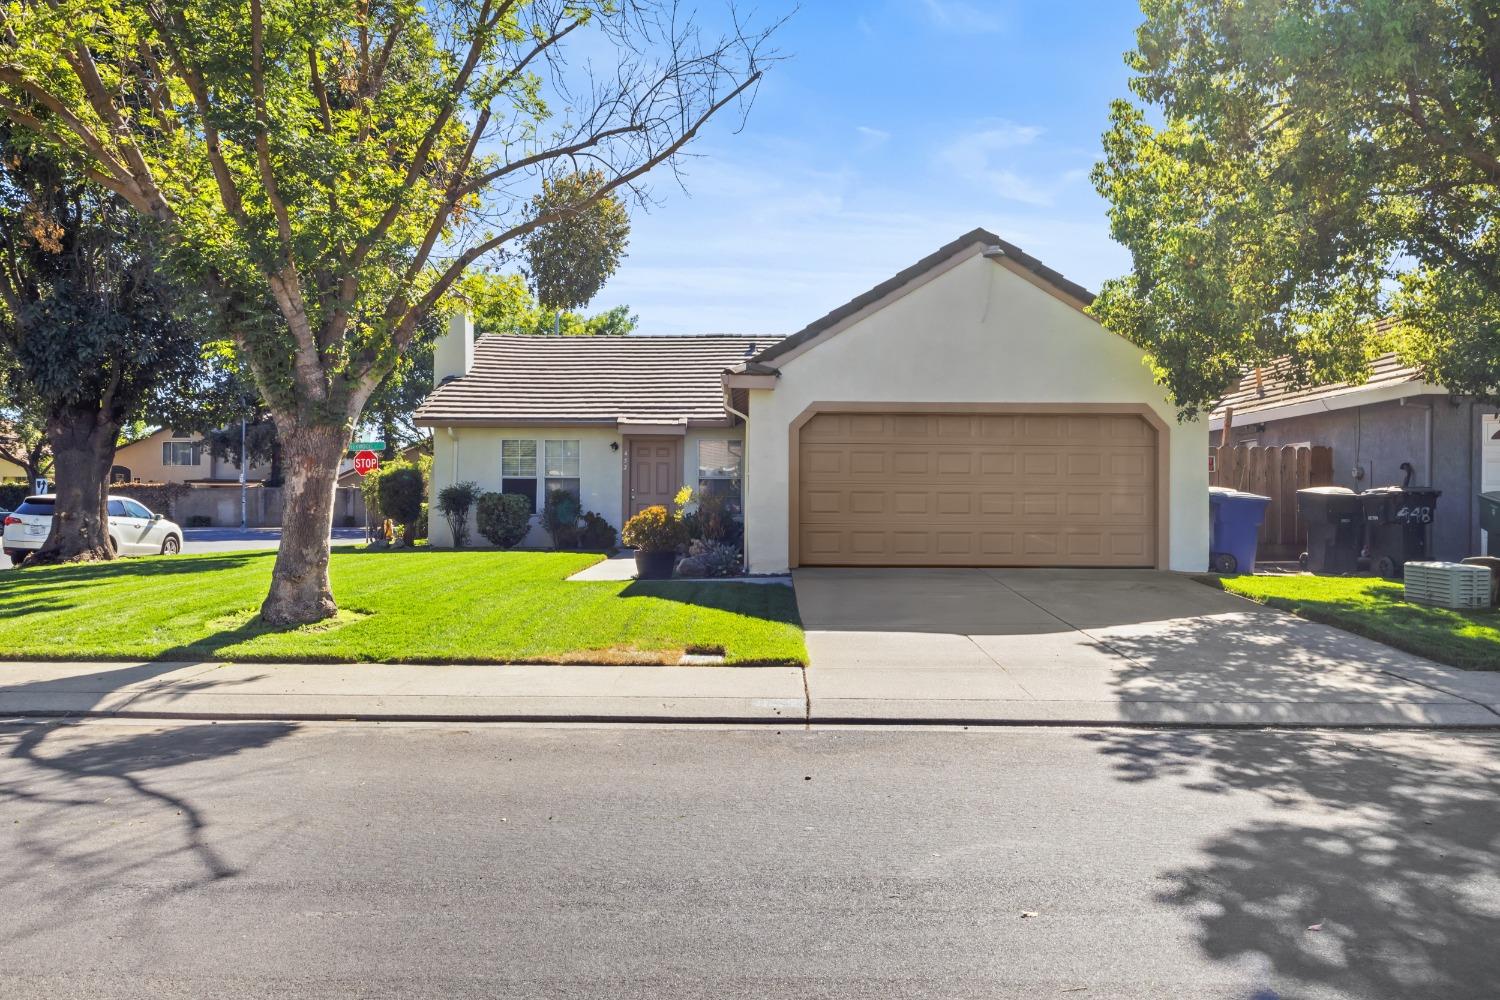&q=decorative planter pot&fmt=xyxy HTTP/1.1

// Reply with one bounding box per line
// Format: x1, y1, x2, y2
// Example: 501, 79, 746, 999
634, 549, 677, 580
